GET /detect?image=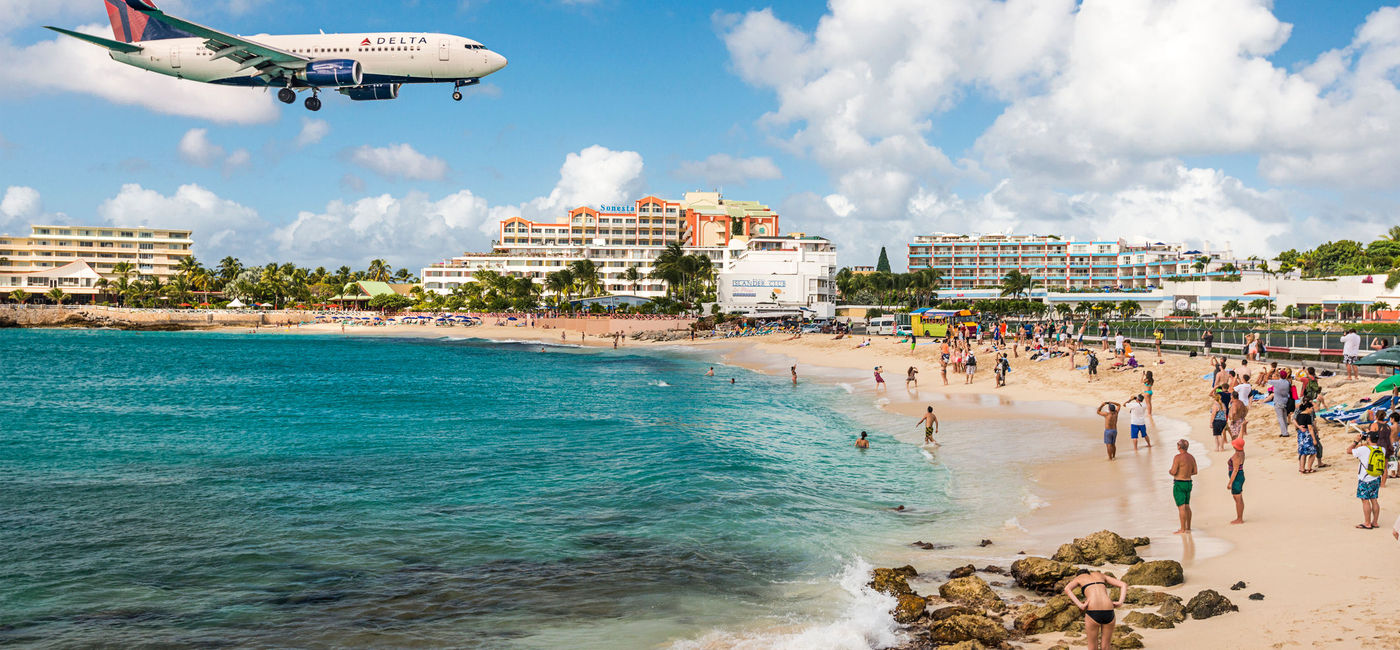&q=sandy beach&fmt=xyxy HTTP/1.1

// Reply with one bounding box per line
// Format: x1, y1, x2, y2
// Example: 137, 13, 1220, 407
225, 320, 1400, 647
